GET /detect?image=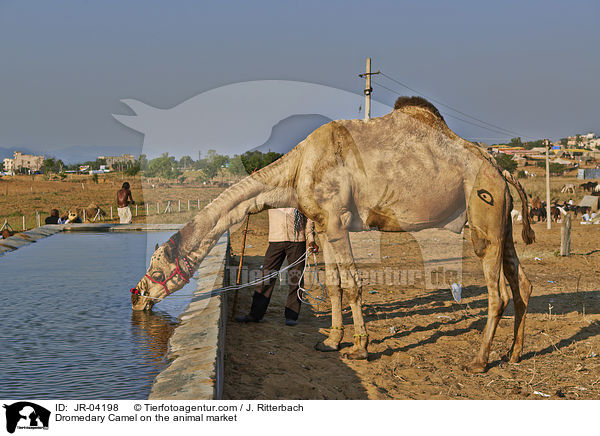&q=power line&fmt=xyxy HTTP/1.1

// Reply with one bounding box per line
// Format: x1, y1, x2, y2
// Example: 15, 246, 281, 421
377, 71, 532, 140
371, 78, 522, 138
